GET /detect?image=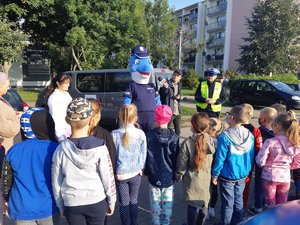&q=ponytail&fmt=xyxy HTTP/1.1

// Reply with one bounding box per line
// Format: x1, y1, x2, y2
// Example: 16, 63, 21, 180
194, 132, 207, 170
123, 106, 129, 148
118, 104, 137, 149
191, 112, 210, 171
286, 119, 300, 146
